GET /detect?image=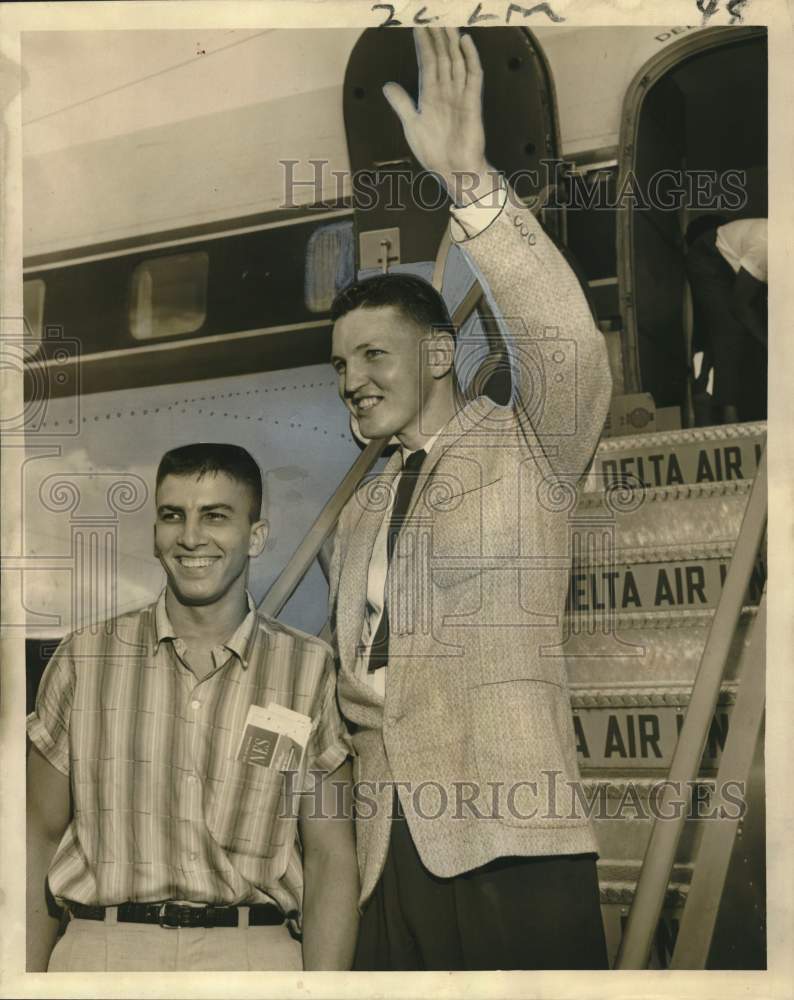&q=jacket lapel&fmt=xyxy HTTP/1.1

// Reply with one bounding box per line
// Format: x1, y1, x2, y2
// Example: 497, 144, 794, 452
403, 396, 498, 523
336, 450, 402, 675
336, 398, 497, 677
